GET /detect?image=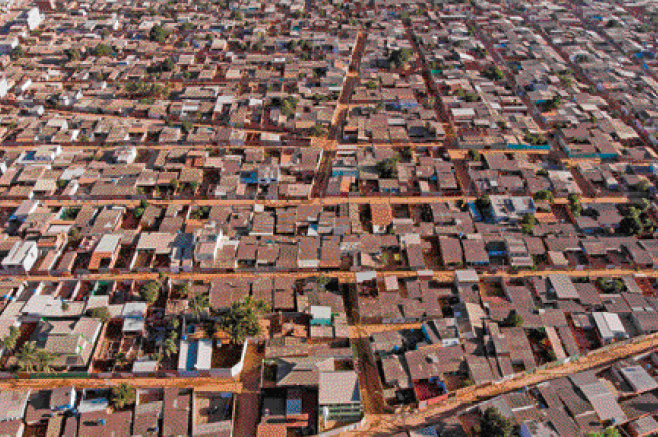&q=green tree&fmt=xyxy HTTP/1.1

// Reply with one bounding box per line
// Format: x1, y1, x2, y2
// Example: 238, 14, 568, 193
476, 195, 491, 214
87, 307, 112, 323
110, 383, 136, 409
533, 189, 554, 203
387, 49, 412, 69
162, 337, 178, 358
174, 282, 190, 298
10, 45, 24, 60
141, 280, 160, 304
35, 350, 56, 372
15, 342, 39, 372
478, 407, 515, 437
310, 124, 327, 137
504, 310, 524, 327
588, 427, 621, 437
64, 48, 81, 61
520, 214, 536, 235
365, 79, 379, 90
90, 43, 113, 57
181, 120, 194, 134
568, 193, 582, 217
218, 297, 270, 344
467, 150, 482, 161
619, 209, 644, 236
0, 326, 21, 353
483, 65, 504, 81
376, 157, 400, 178
316, 274, 331, 291
189, 292, 210, 321
149, 25, 169, 43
